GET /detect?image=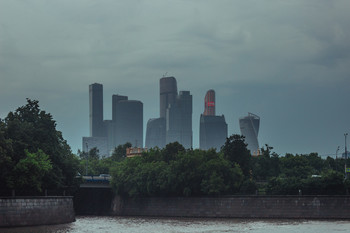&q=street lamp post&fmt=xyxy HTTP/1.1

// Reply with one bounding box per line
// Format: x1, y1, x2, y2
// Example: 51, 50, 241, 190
345, 133, 348, 179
